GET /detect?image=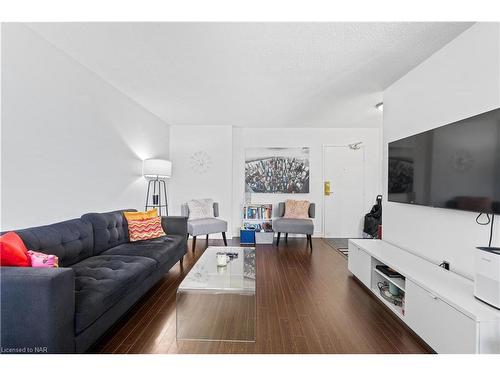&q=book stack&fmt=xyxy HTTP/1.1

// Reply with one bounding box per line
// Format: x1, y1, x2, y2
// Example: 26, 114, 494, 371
243, 204, 272, 220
